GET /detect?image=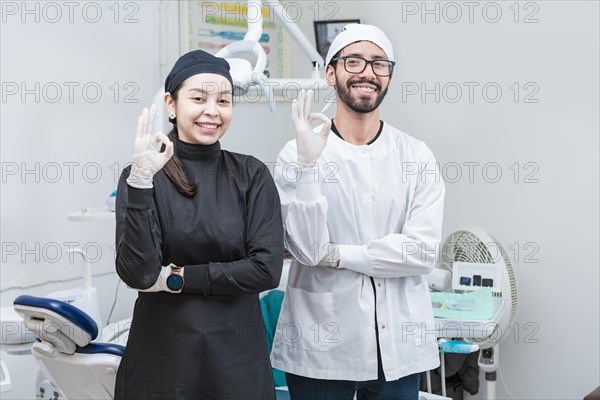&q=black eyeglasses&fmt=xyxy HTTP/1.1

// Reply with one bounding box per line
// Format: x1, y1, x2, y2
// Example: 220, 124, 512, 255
331, 56, 396, 77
